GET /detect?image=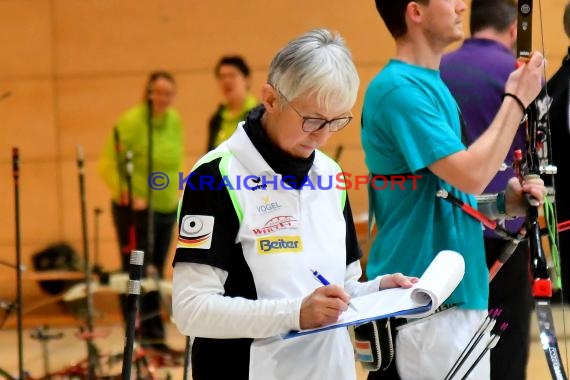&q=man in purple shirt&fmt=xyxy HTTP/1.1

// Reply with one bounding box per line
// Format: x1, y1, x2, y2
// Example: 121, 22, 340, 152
441, 1, 531, 379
